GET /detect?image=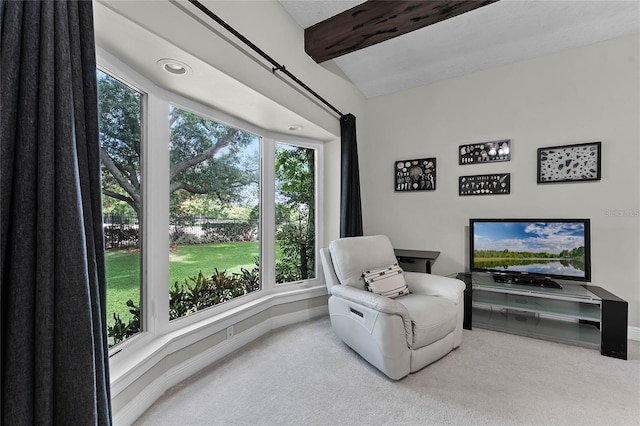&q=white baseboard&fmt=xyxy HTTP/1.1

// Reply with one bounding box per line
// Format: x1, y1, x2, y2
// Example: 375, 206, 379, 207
114, 305, 328, 426
628, 326, 640, 341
